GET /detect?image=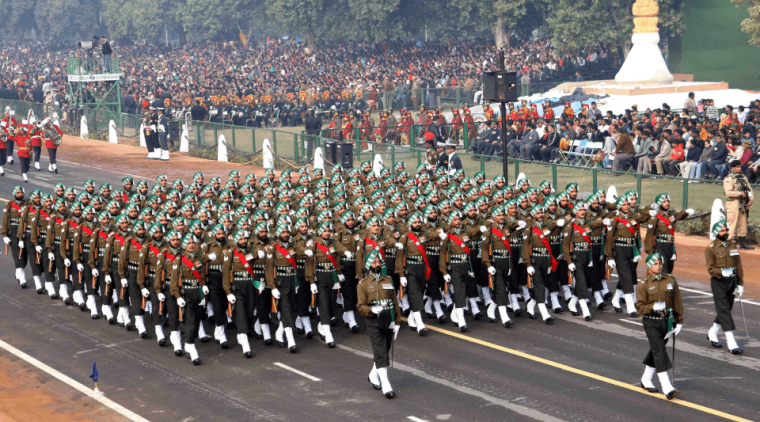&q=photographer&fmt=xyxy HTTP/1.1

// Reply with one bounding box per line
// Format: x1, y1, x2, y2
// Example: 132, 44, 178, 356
101, 37, 112, 72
